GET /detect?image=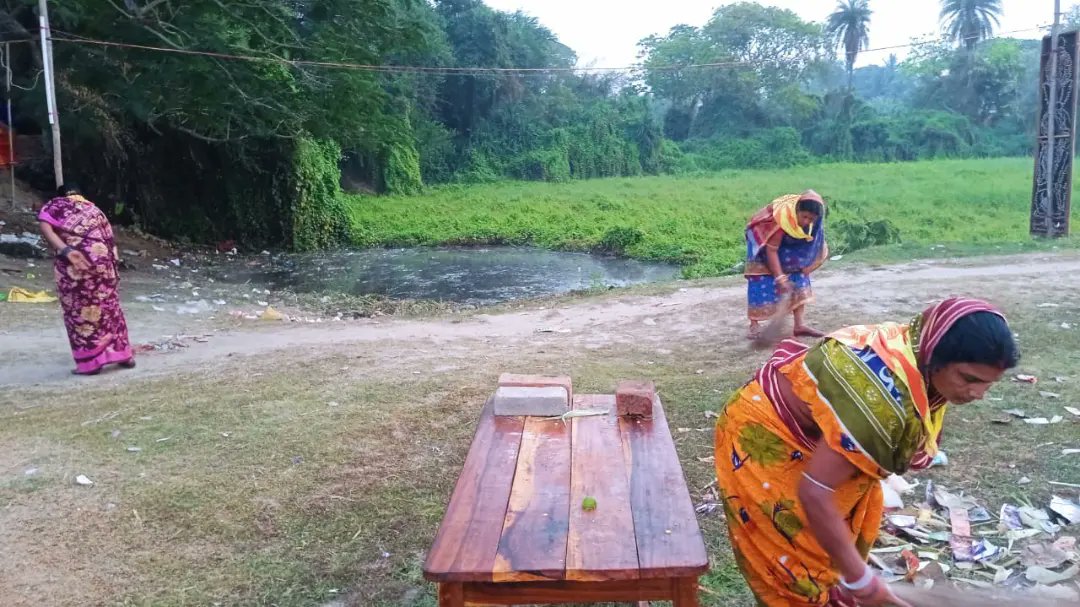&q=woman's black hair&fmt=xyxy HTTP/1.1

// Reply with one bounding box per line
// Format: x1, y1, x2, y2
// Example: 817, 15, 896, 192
796, 198, 824, 217
56, 183, 80, 197
930, 311, 1020, 370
